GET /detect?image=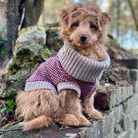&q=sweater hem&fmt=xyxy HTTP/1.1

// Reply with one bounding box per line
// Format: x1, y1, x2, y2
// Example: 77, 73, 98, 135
24, 81, 58, 94
57, 82, 81, 98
